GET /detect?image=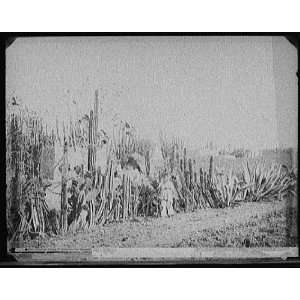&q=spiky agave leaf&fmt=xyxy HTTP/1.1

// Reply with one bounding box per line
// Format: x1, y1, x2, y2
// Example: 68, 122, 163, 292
240, 160, 296, 202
